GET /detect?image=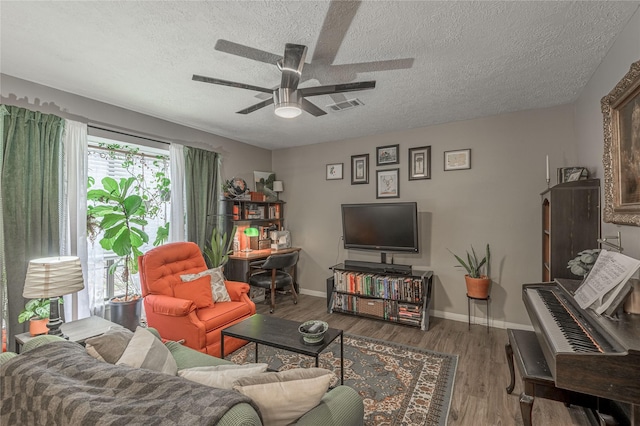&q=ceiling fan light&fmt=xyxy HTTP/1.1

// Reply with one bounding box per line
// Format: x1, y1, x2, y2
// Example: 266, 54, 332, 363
275, 105, 302, 118
274, 88, 302, 118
